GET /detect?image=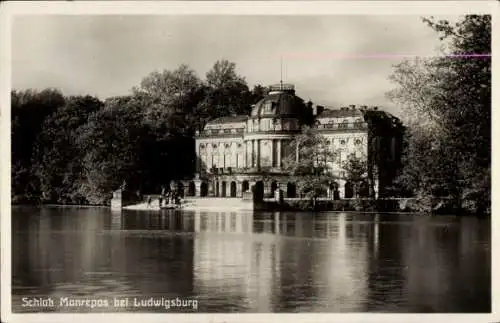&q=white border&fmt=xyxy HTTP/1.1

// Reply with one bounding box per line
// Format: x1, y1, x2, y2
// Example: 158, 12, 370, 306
1, 1, 499, 323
